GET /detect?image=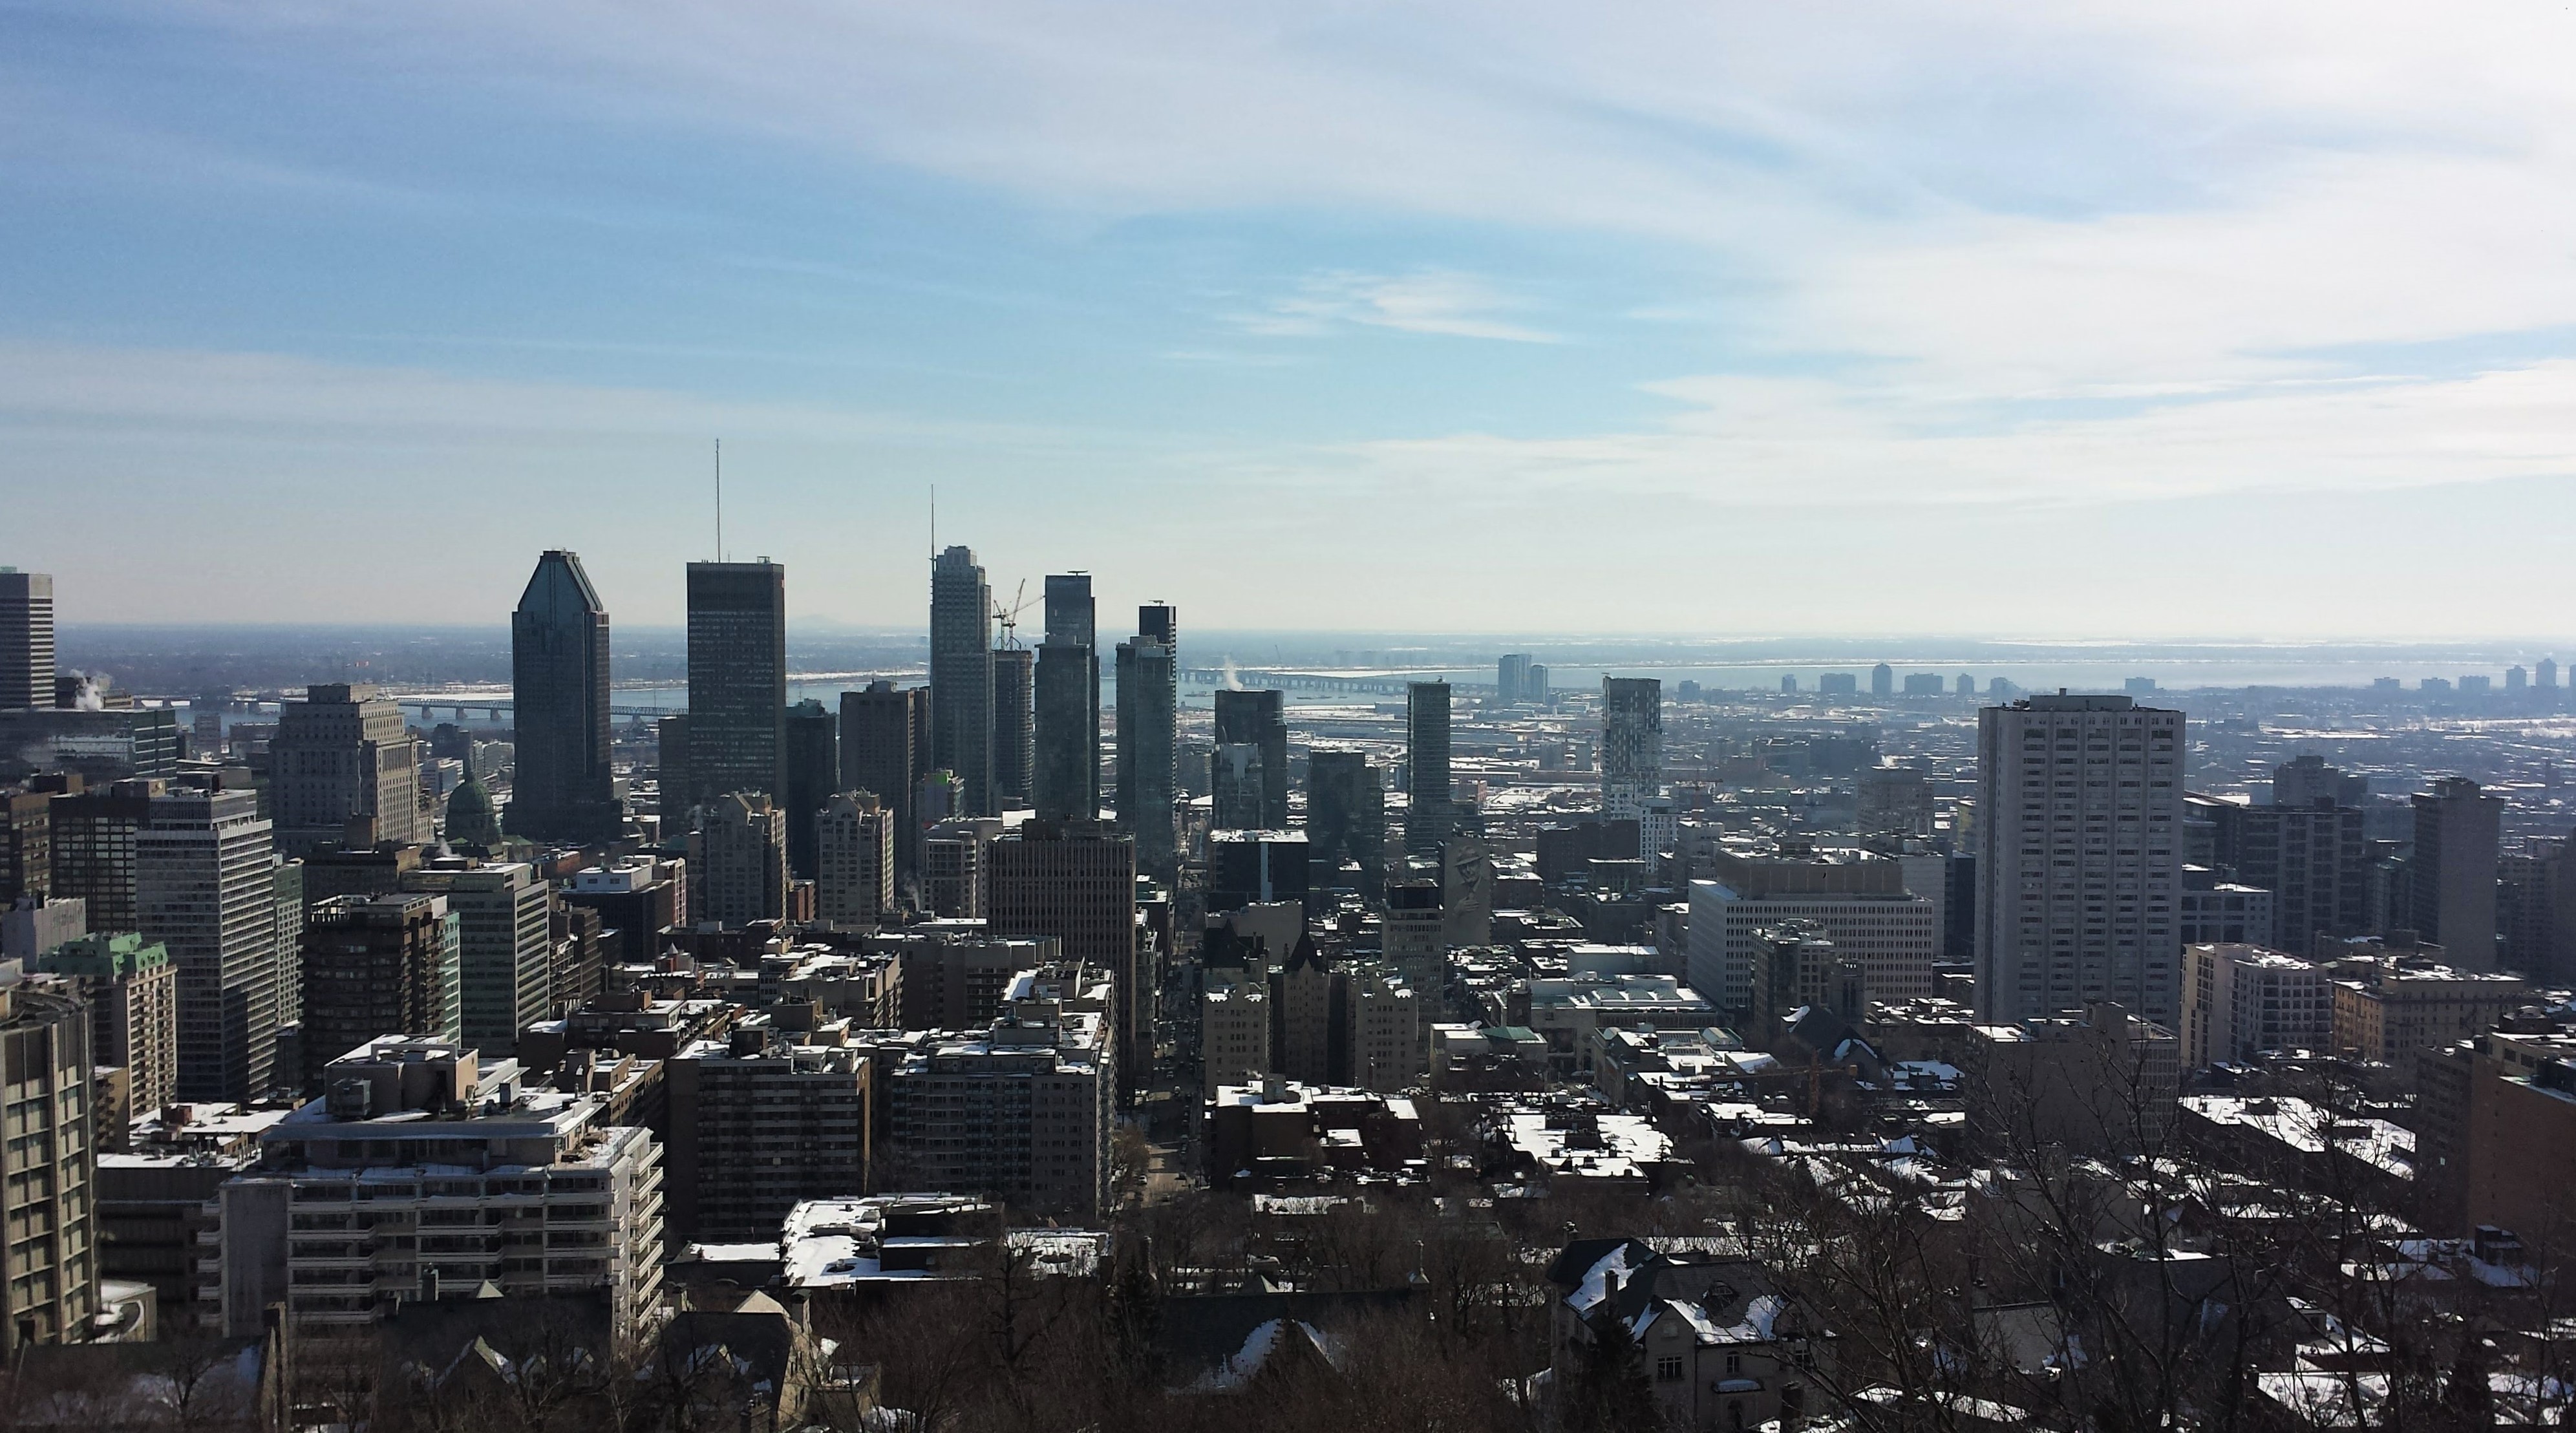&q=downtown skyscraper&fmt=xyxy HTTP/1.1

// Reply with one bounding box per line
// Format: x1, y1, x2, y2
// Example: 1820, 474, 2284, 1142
685, 560, 789, 808
1974, 693, 2184, 1028
1405, 681, 1454, 857
139, 787, 284, 1101
507, 550, 621, 842
1115, 604, 1178, 882
1601, 676, 1664, 822
1211, 688, 1288, 831
0, 568, 52, 712
930, 546, 994, 816
1033, 573, 1099, 821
